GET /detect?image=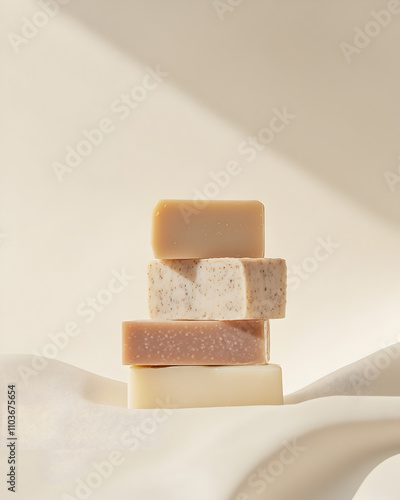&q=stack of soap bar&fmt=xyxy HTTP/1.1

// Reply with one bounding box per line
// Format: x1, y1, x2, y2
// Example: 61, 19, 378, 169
122, 200, 287, 409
